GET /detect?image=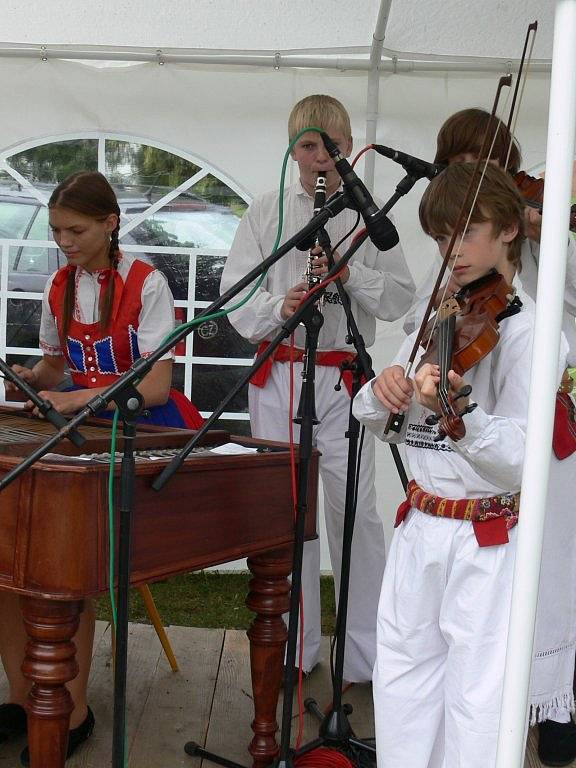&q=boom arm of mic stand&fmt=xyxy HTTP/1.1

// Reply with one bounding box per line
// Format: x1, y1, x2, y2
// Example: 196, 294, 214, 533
151, 234, 368, 492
